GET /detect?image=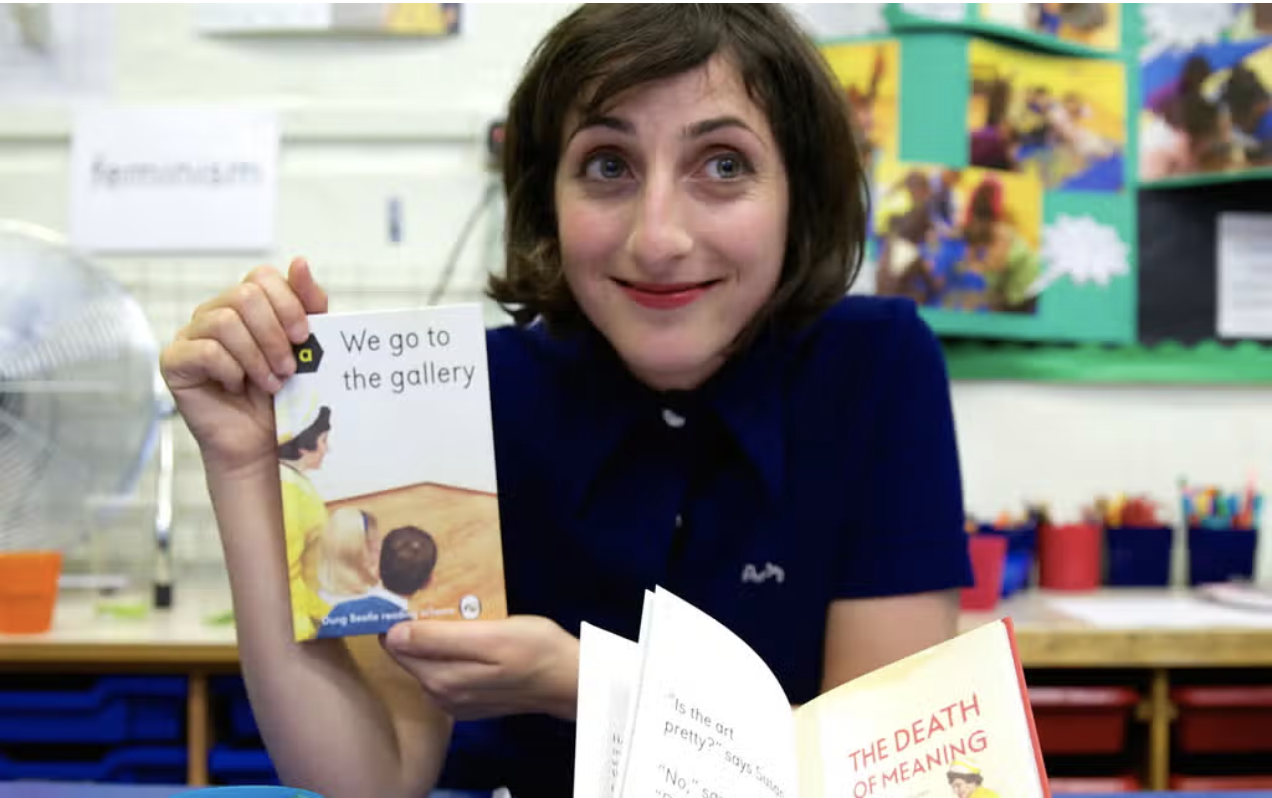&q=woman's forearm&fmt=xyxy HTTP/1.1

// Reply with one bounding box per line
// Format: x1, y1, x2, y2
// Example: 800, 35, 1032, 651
207, 464, 450, 798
